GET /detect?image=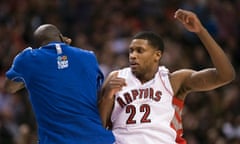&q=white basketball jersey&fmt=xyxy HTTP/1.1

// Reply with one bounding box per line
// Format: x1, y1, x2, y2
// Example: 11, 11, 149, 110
111, 66, 178, 144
